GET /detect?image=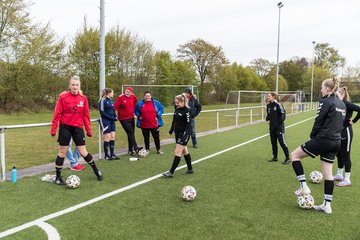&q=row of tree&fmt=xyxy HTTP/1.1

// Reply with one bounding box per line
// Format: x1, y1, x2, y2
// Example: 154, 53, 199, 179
1, 0, 359, 112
